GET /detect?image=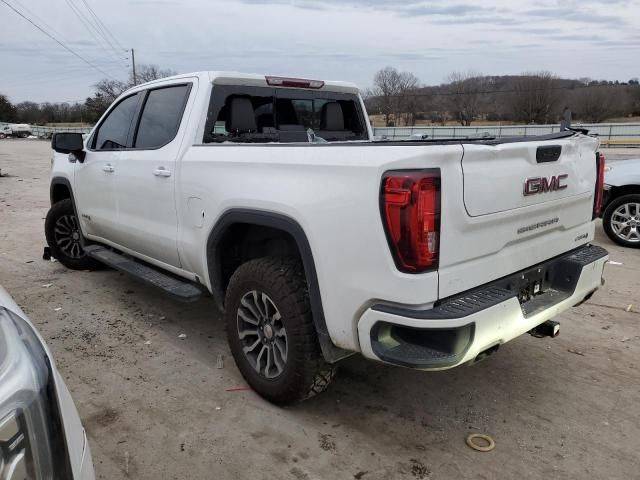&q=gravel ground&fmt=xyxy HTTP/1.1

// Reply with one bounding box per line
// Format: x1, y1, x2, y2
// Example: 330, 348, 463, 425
1, 140, 639, 480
